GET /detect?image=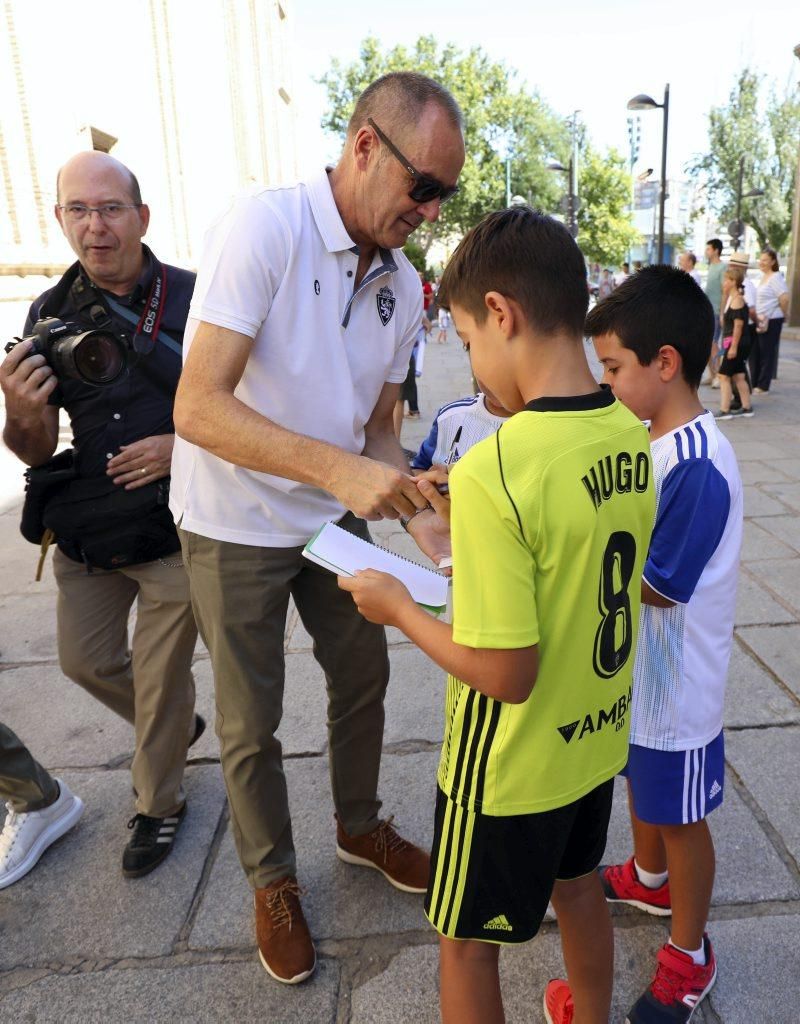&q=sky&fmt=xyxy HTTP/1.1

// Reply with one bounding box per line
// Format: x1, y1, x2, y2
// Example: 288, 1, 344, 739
292, 0, 799, 188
